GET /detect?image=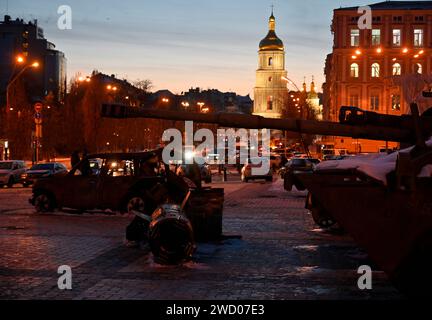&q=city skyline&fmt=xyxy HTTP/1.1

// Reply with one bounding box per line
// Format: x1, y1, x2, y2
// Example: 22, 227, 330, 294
3, 0, 379, 95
